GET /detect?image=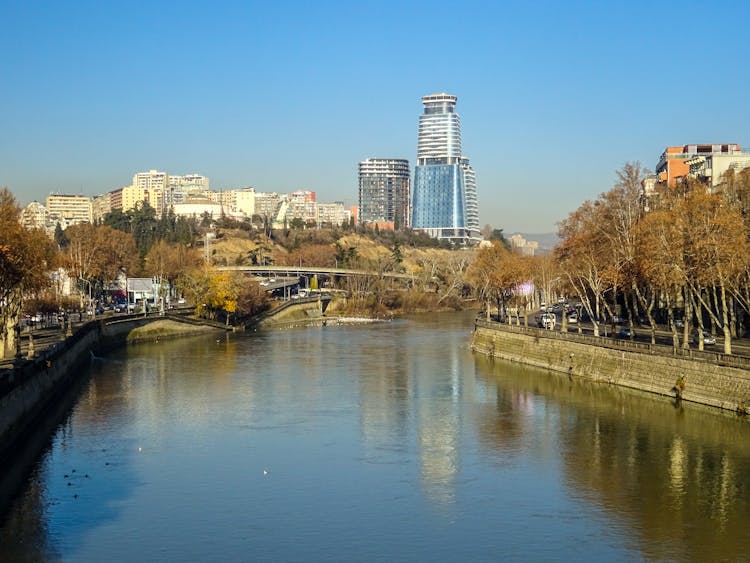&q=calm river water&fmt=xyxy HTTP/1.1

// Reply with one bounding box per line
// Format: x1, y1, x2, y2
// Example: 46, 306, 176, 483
2, 311, 750, 561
